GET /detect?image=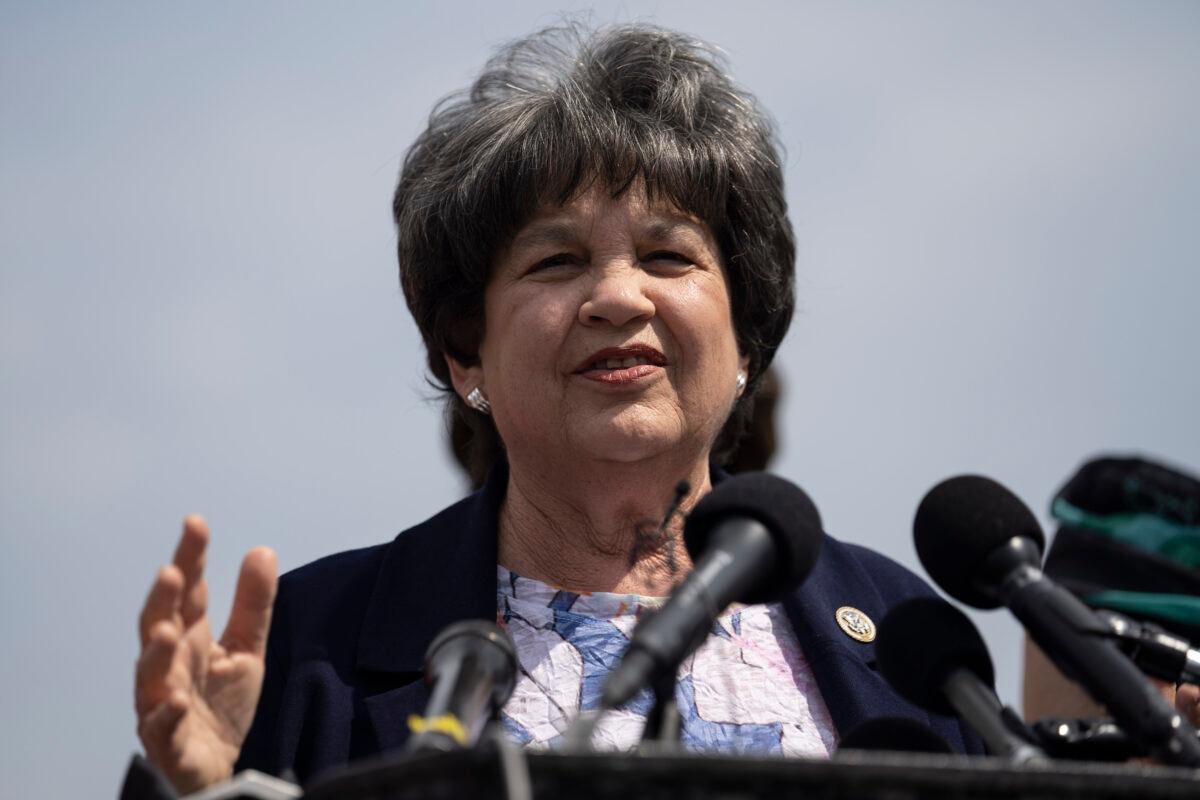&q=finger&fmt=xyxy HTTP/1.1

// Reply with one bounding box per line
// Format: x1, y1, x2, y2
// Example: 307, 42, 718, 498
135, 621, 181, 716
139, 565, 184, 647
221, 547, 278, 655
137, 688, 188, 761
173, 515, 210, 625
